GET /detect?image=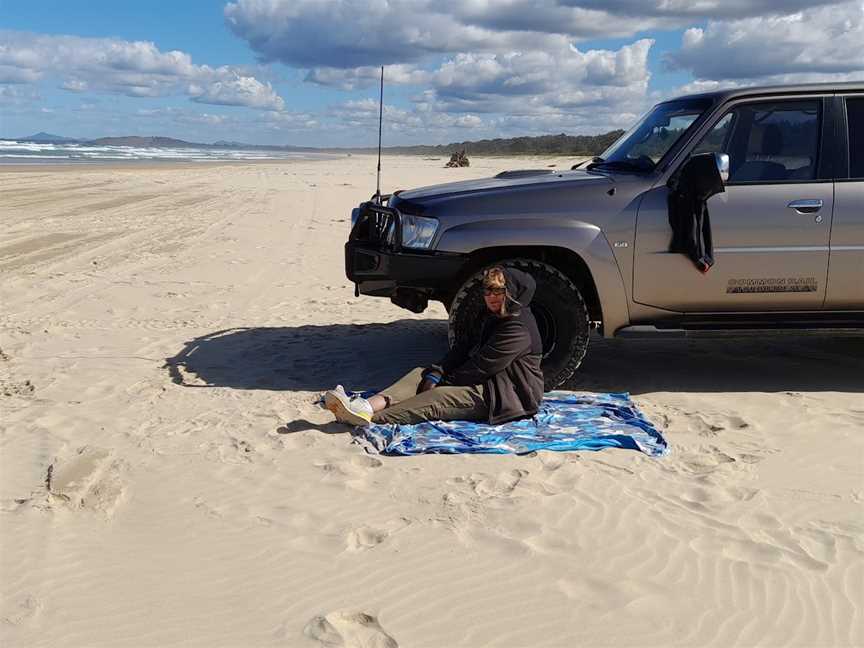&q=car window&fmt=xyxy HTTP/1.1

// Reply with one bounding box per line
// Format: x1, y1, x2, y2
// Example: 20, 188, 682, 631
691, 100, 821, 183
599, 98, 711, 169
626, 112, 704, 163
847, 97, 864, 179
692, 113, 733, 155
